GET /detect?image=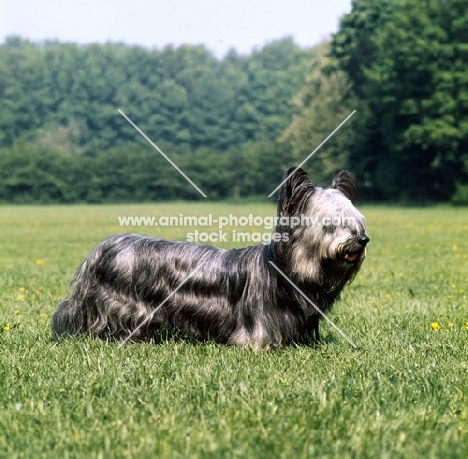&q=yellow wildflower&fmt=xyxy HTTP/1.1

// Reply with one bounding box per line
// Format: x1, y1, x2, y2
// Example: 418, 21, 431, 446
453, 245, 458, 250
39, 313, 47, 318
18, 287, 25, 292
434, 285, 439, 290
431, 322, 440, 331
17, 294, 24, 301
36, 259, 46, 265
465, 322, 468, 330
3, 325, 10, 331
448, 323, 454, 328
459, 289, 465, 295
